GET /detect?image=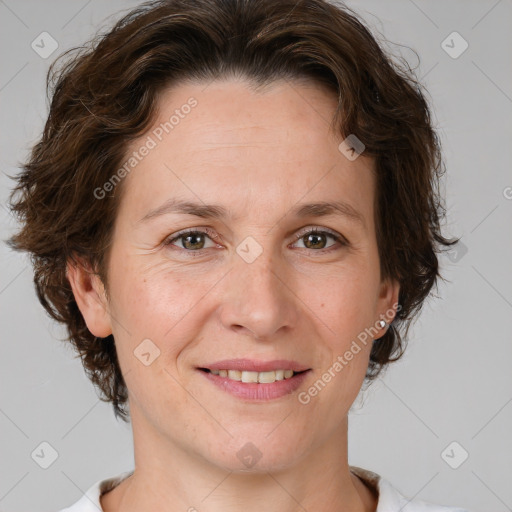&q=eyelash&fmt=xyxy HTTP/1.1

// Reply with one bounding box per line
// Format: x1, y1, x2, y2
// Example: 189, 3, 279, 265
163, 226, 348, 255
